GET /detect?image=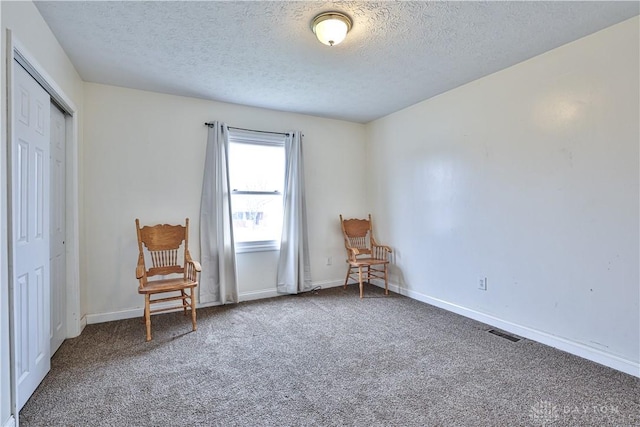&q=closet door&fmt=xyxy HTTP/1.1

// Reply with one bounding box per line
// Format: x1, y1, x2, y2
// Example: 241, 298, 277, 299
50, 102, 66, 355
12, 60, 51, 410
